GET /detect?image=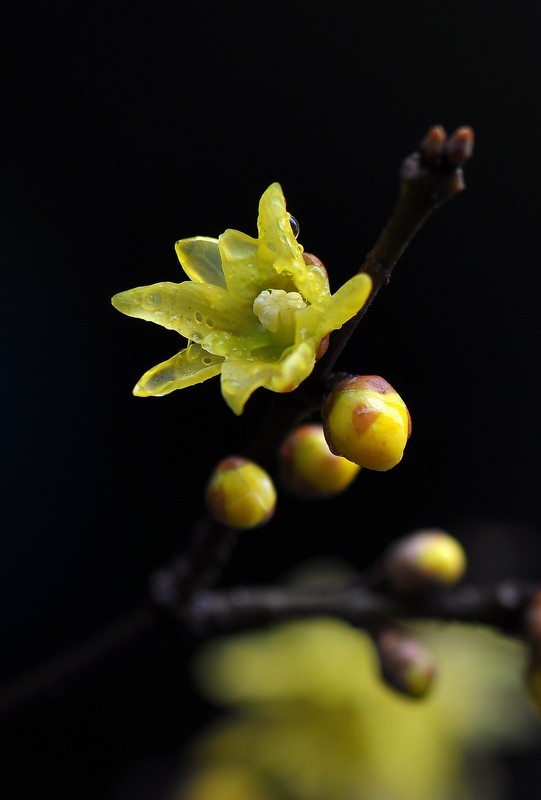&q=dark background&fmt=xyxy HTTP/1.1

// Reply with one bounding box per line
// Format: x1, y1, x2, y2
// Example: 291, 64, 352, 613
3, 3, 541, 798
